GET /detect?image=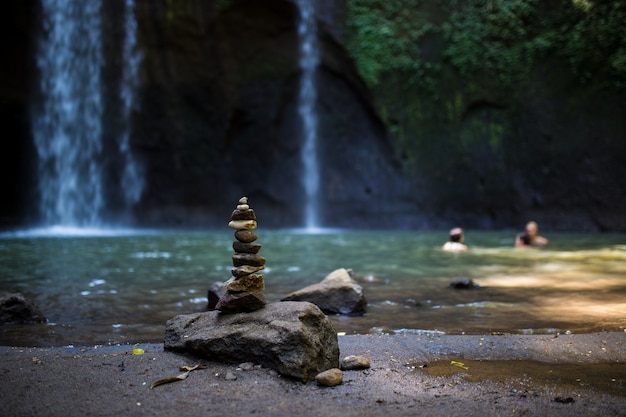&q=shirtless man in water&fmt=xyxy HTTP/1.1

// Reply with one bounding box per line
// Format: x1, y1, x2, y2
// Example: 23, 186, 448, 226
515, 221, 549, 247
